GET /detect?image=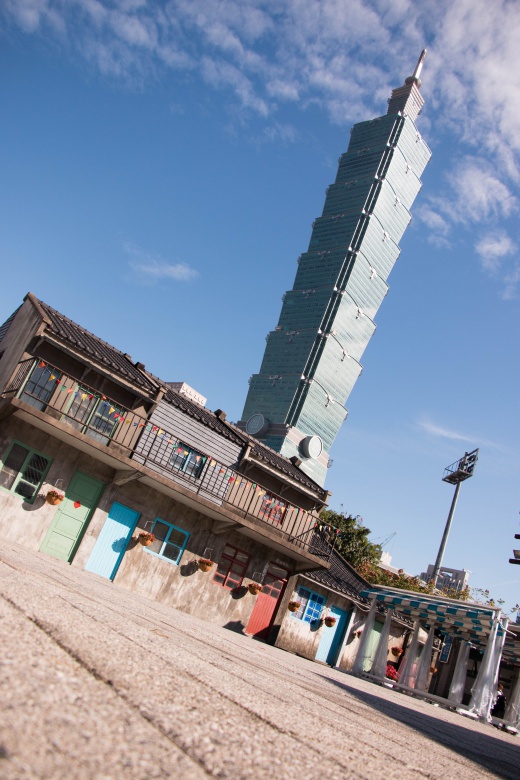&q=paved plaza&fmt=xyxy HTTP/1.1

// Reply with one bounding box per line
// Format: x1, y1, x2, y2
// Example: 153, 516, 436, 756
0, 543, 518, 780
